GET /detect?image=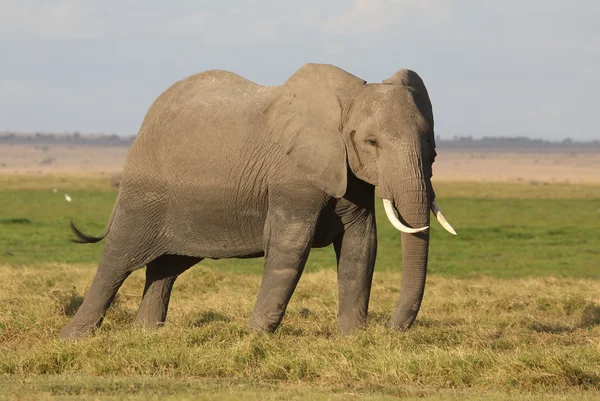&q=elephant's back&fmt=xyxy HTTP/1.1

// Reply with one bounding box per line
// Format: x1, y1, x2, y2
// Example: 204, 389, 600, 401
137, 70, 273, 136
117, 70, 283, 258
128, 69, 277, 172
